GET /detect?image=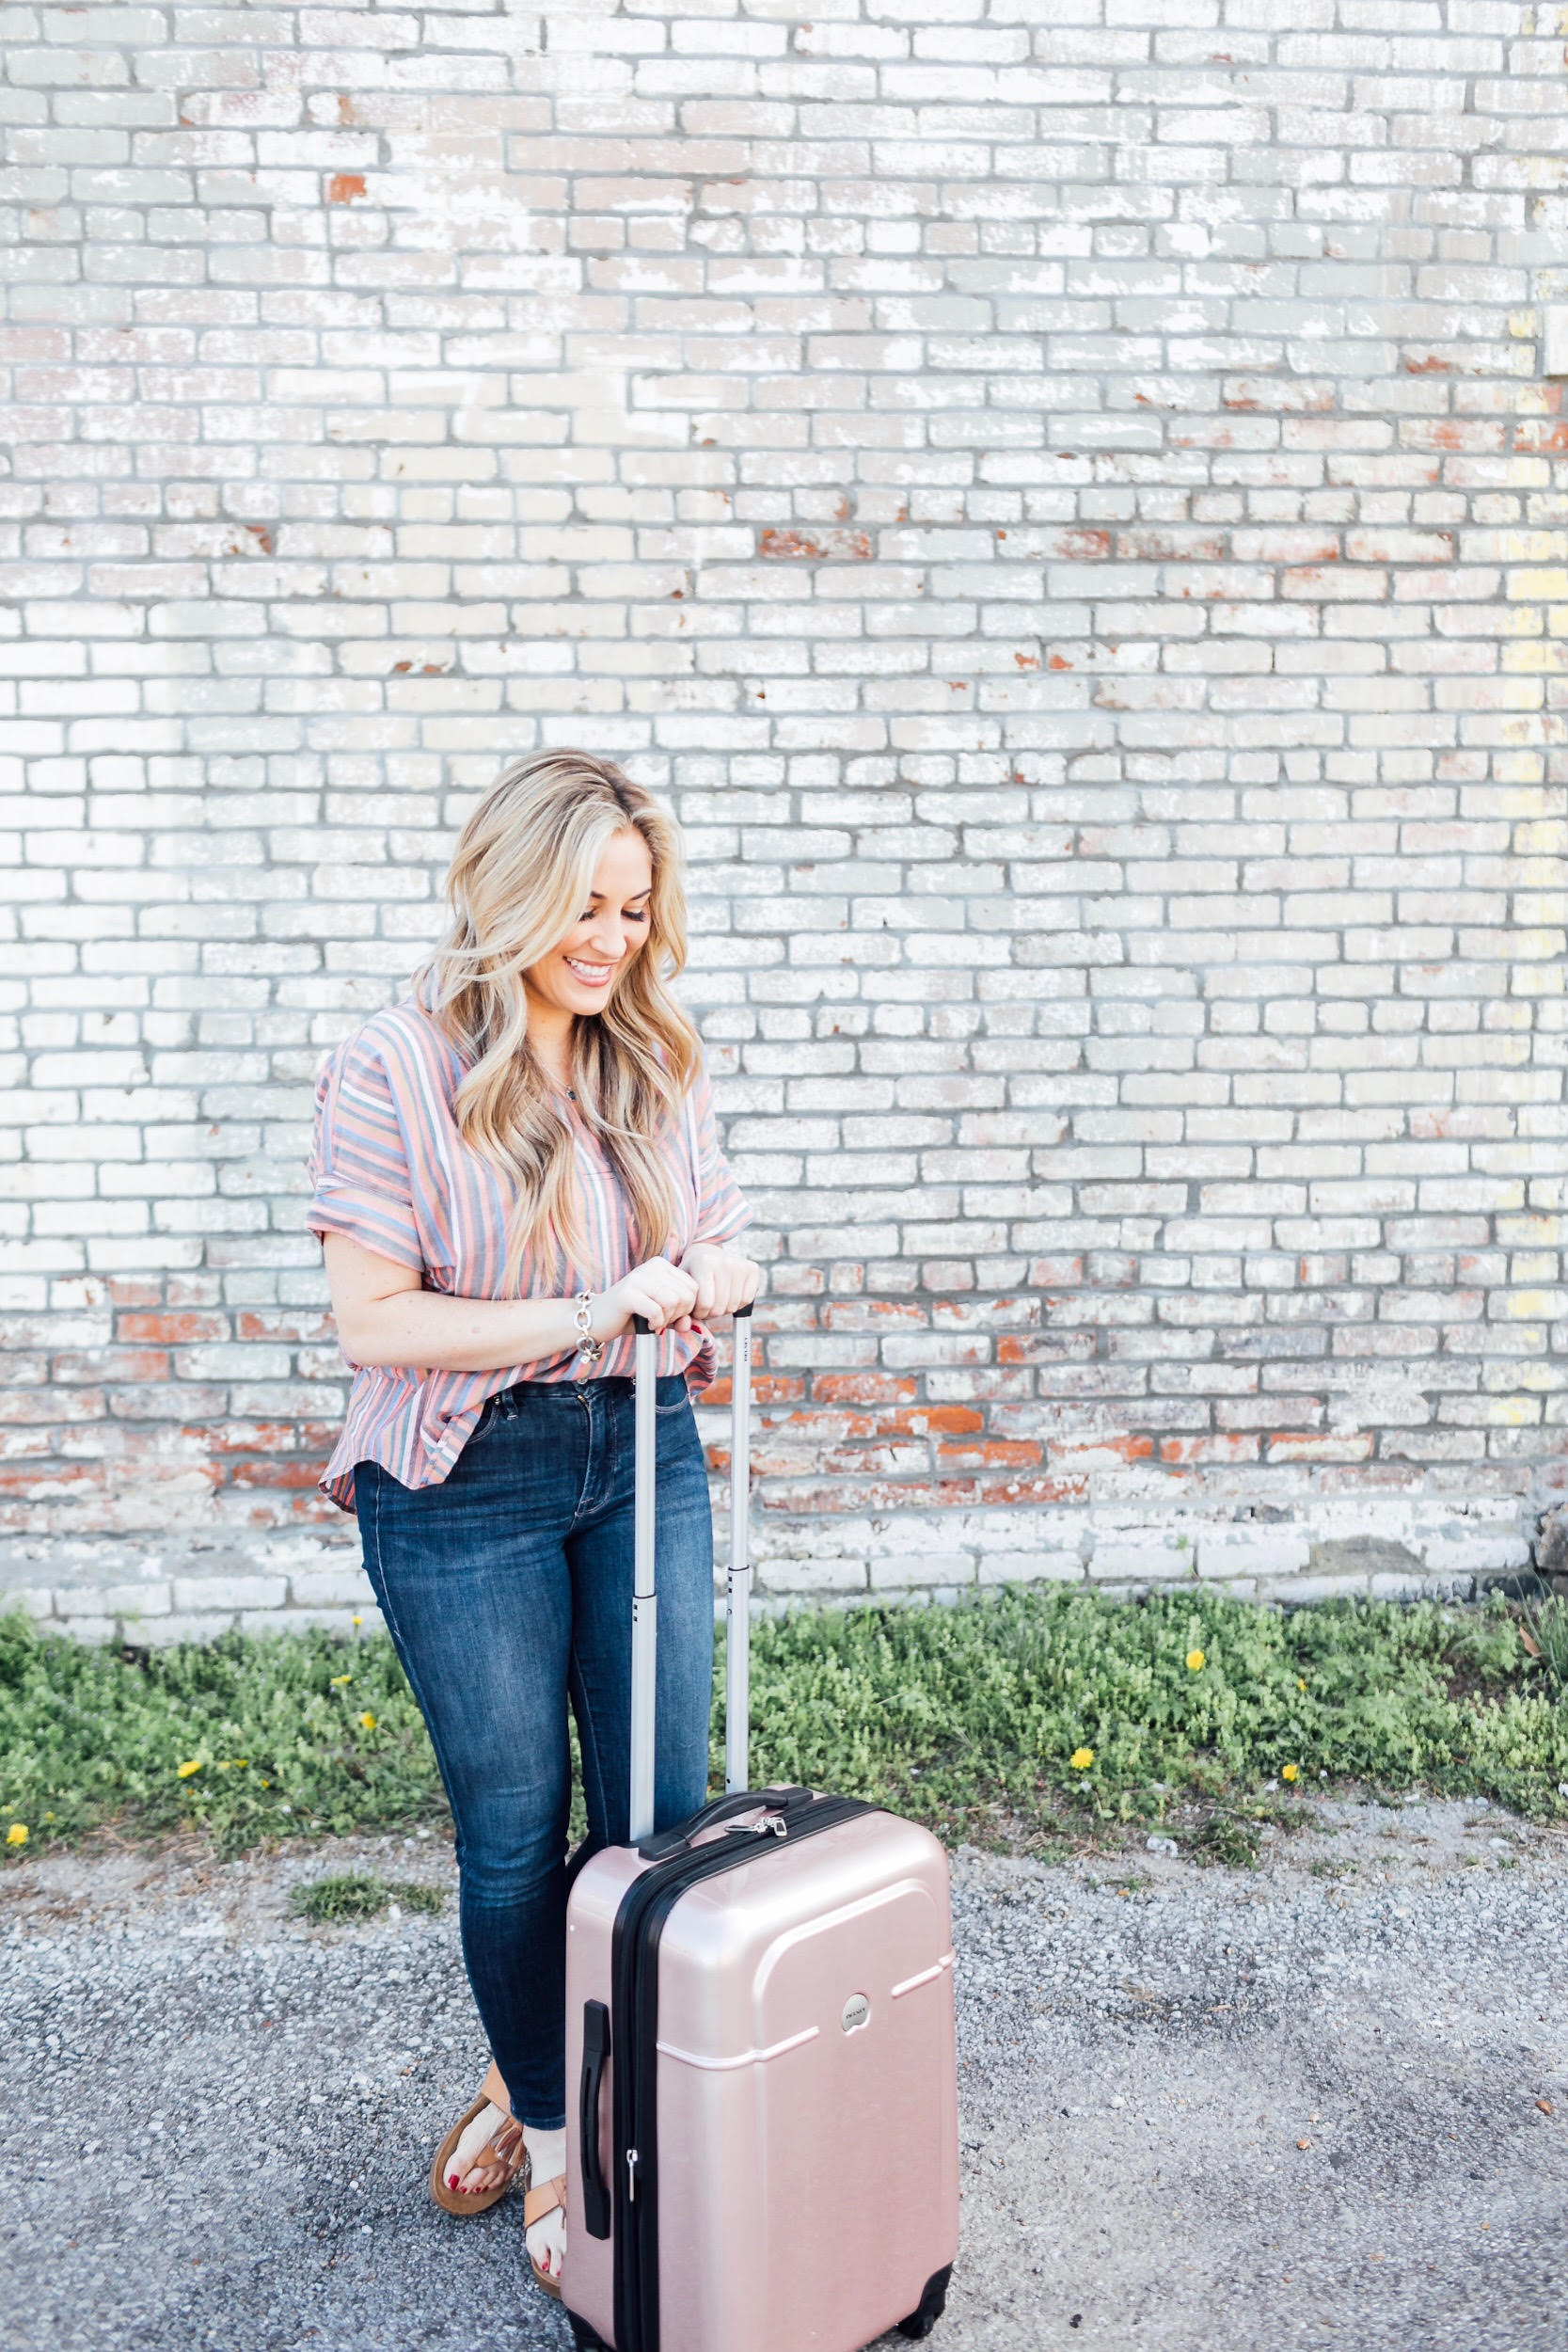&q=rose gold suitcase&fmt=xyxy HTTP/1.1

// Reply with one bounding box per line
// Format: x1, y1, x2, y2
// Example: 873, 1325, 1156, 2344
562, 1307, 960, 2352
